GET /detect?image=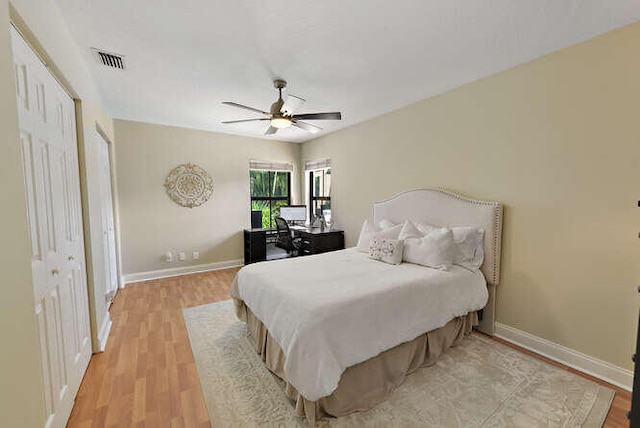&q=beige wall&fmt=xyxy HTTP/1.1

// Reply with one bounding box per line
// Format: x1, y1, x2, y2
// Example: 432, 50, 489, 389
114, 120, 301, 275
1, 0, 116, 423
302, 22, 640, 371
